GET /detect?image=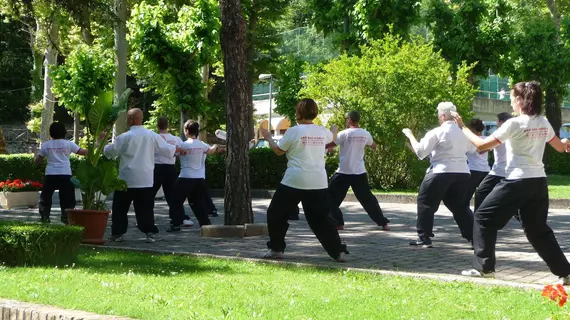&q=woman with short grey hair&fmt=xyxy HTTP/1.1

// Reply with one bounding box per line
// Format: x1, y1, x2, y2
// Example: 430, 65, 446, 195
402, 102, 474, 248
